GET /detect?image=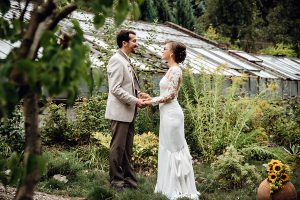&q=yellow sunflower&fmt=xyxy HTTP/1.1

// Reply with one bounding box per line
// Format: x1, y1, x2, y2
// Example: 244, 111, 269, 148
269, 159, 280, 165
268, 172, 277, 183
267, 164, 273, 172
273, 163, 283, 173
281, 173, 289, 183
